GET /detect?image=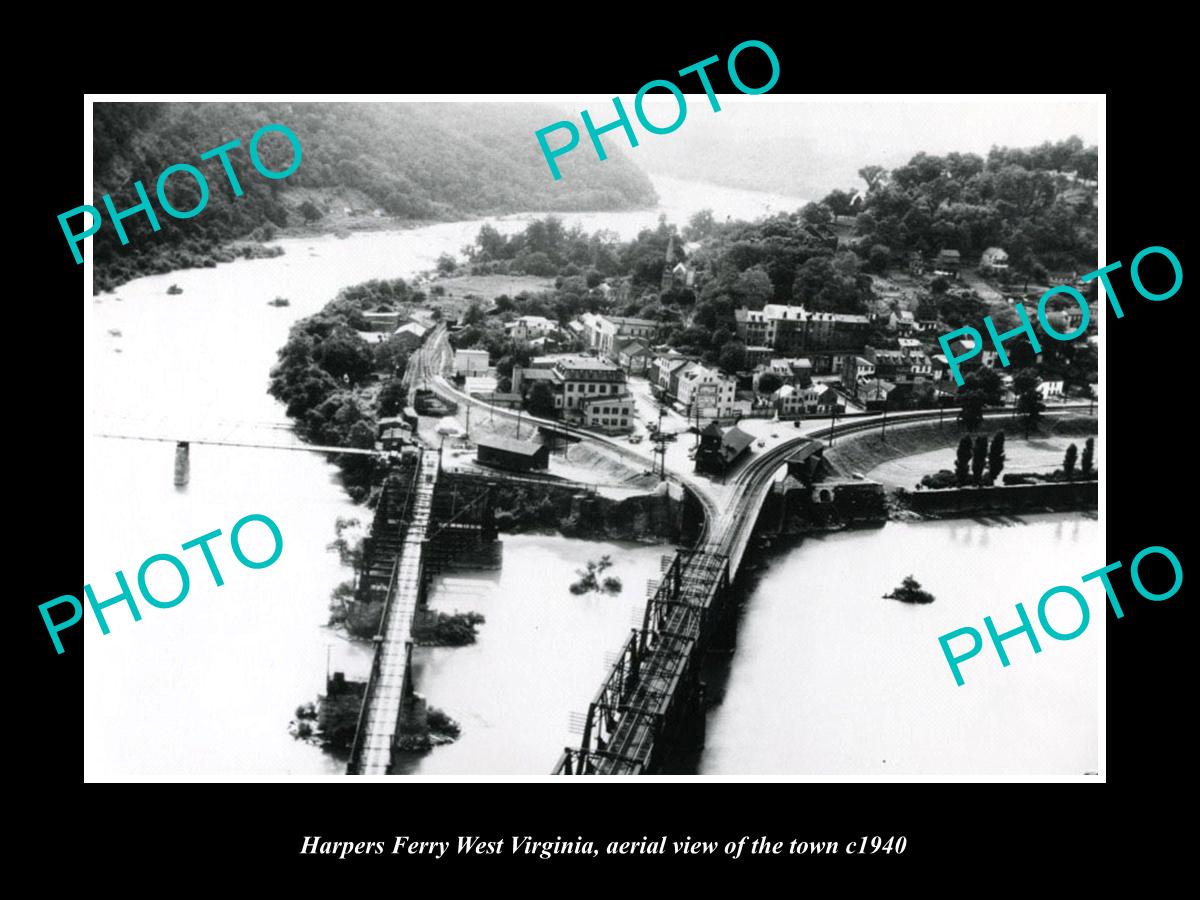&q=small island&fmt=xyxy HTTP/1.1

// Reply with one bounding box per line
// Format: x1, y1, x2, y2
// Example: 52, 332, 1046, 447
884, 576, 935, 605
570, 555, 622, 596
